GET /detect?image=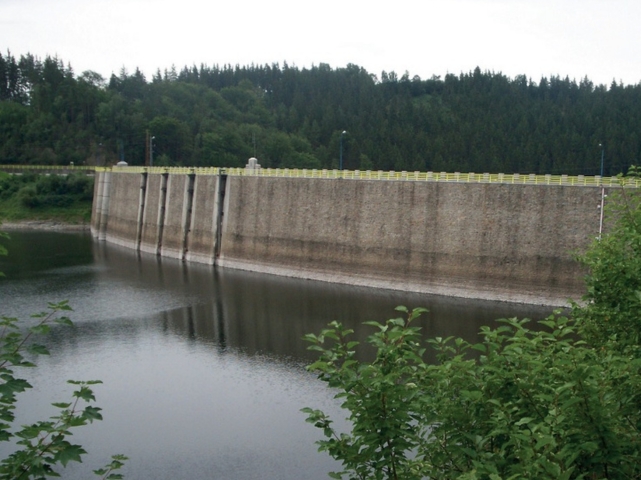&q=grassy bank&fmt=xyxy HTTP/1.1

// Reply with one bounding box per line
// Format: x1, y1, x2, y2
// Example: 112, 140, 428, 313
0, 172, 93, 225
